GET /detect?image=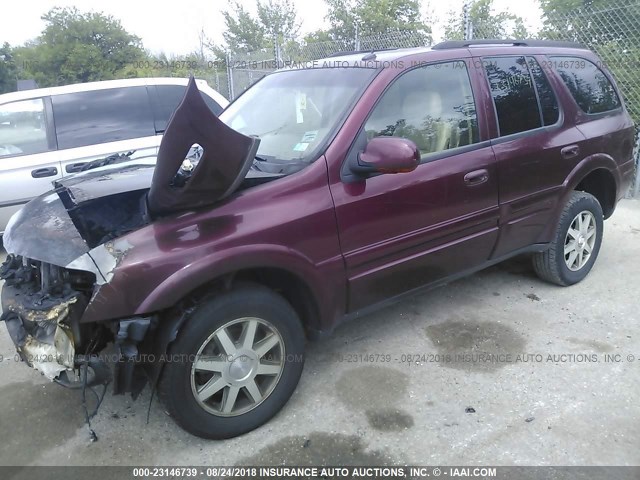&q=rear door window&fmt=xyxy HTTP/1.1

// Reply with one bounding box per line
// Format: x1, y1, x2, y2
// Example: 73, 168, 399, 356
483, 56, 542, 136
0, 98, 51, 158
151, 85, 223, 133
52, 86, 155, 149
550, 56, 620, 114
